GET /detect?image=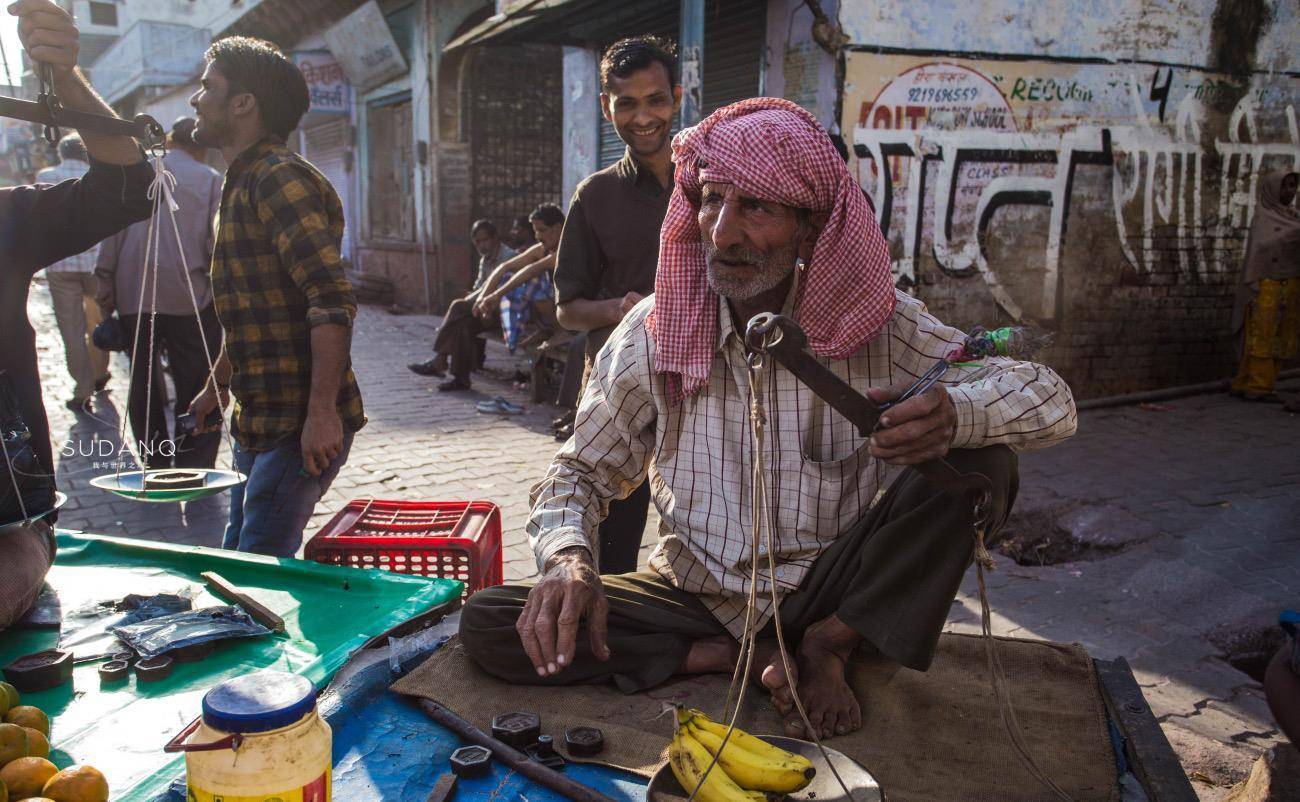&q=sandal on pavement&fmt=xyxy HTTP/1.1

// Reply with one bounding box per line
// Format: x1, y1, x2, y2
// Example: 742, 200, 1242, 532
476, 397, 524, 415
